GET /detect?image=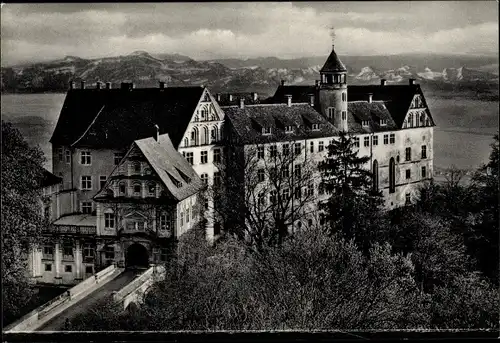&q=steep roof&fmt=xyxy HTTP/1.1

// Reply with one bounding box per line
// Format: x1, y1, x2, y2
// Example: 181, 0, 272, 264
320, 45, 347, 73
269, 85, 316, 104
216, 92, 261, 106
50, 87, 205, 149
135, 134, 204, 201
39, 169, 62, 188
347, 101, 398, 134
94, 134, 203, 203
222, 103, 338, 145
347, 84, 435, 128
